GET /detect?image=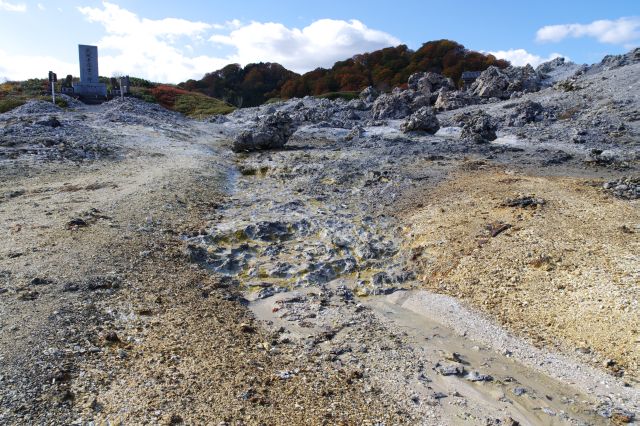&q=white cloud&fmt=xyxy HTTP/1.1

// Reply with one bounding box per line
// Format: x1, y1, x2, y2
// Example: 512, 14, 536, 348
536, 17, 640, 45
0, 0, 26, 12
1, 1, 400, 83
0, 49, 75, 81
78, 2, 399, 81
487, 49, 565, 67
37, 3, 45, 11
76, 1, 224, 83
211, 19, 242, 30
210, 19, 400, 73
